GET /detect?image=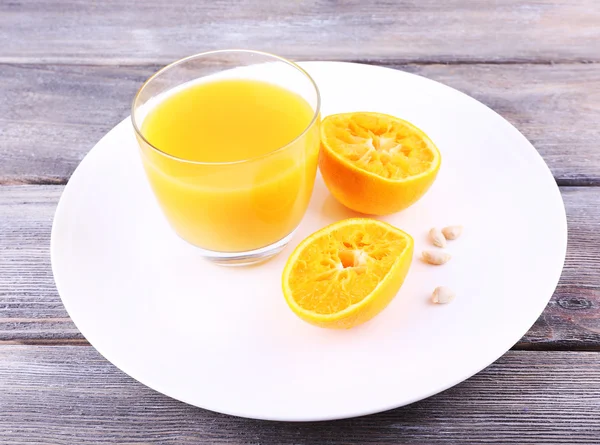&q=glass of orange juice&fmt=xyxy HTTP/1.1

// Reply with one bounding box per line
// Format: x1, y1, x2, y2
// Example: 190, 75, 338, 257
132, 50, 321, 265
